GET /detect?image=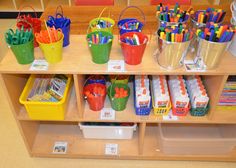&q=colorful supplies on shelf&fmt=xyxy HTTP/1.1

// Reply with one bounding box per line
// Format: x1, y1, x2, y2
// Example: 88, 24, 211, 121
83, 82, 106, 111
157, 3, 191, 25
168, 75, 190, 116
185, 75, 209, 116
219, 76, 236, 106
27, 74, 68, 102
120, 32, 148, 65
16, 6, 42, 47
134, 75, 152, 115
157, 24, 193, 42
47, 5, 71, 47
108, 83, 130, 111
152, 75, 171, 115
35, 26, 64, 64
192, 8, 226, 24
196, 23, 235, 43
89, 7, 115, 33
87, 31, 113, 44
5, 25, 34, 65
118, 6, 145, 35
87, 31, 113, 64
